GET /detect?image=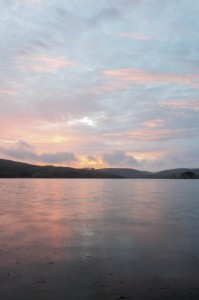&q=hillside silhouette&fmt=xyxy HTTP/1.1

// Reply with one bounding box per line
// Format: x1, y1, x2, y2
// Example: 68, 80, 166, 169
0, 159, 199, 179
